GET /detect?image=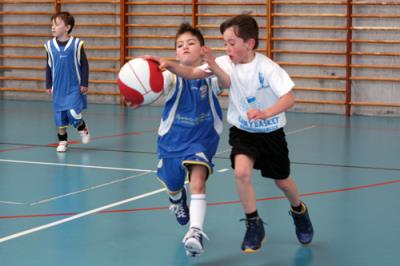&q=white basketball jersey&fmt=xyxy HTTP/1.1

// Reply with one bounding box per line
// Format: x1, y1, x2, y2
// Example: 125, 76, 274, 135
216, 53, 294, 133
